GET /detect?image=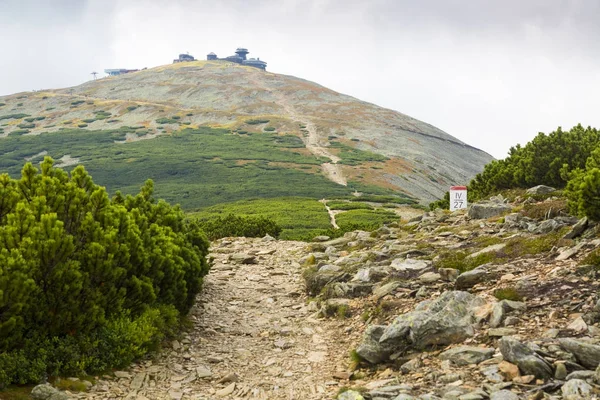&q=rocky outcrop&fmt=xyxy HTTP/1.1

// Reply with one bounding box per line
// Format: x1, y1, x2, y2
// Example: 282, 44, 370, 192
357, 291, 486, 363
499, 337, 553, 379
468, 201, 512, 220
